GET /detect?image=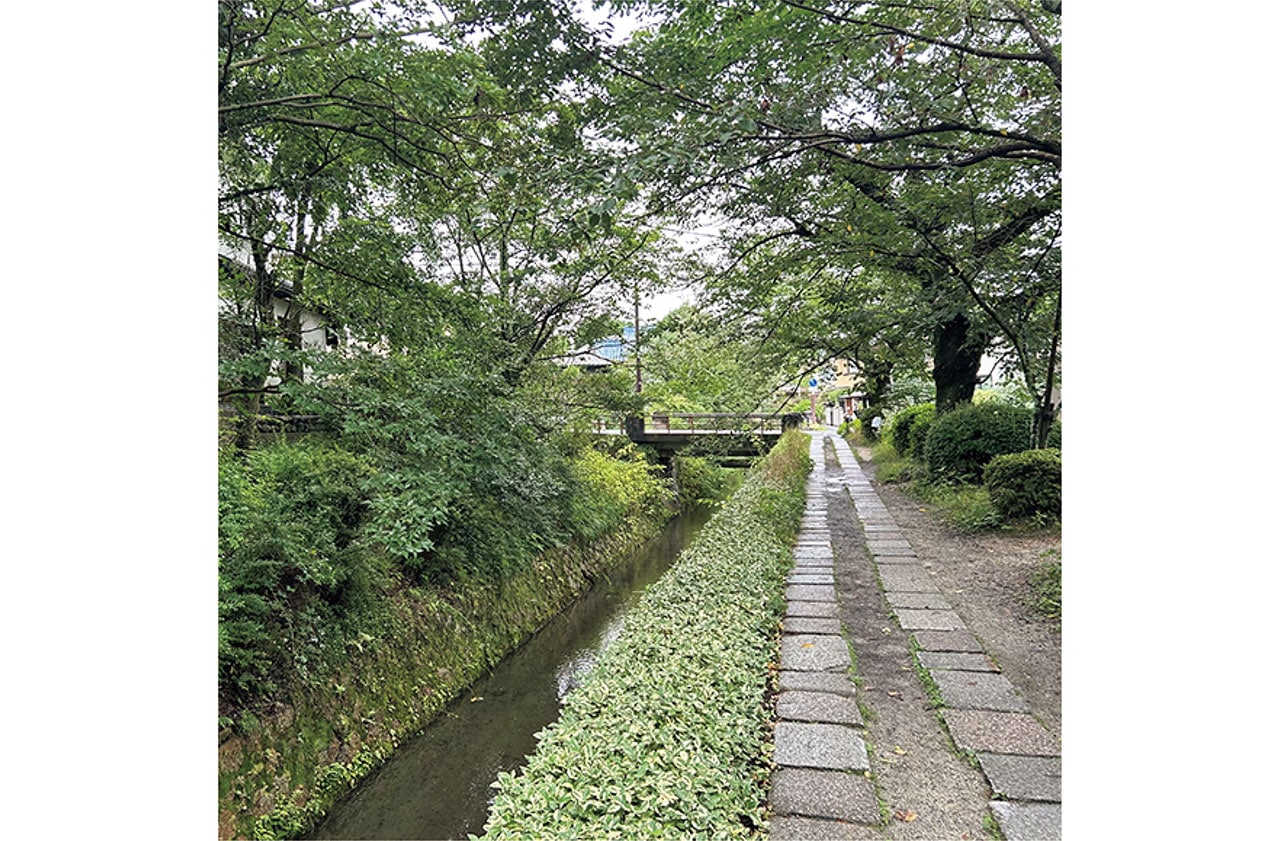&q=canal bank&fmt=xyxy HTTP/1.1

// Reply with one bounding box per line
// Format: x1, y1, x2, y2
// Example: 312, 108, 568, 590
312, 505, 715, 840
219, 503, 678, 840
